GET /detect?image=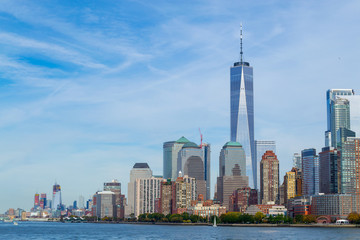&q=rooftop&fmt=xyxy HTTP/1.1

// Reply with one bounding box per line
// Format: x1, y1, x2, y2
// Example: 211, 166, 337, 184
176, 136, 190, 143
223, 141, 242, 148
133, 163, 150, 169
